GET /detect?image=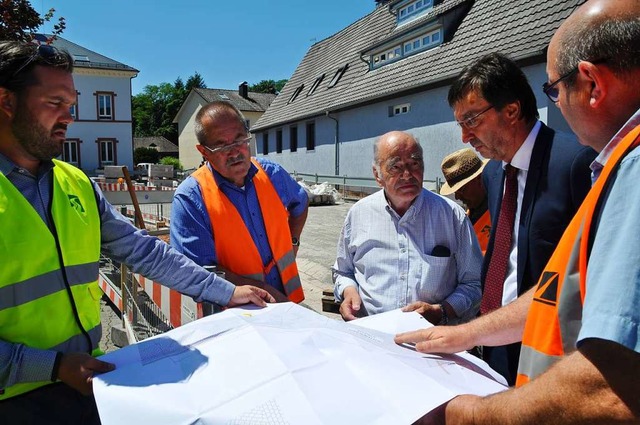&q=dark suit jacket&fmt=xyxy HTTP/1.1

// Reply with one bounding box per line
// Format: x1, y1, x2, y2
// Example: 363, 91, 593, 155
481, 122, 596, 384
